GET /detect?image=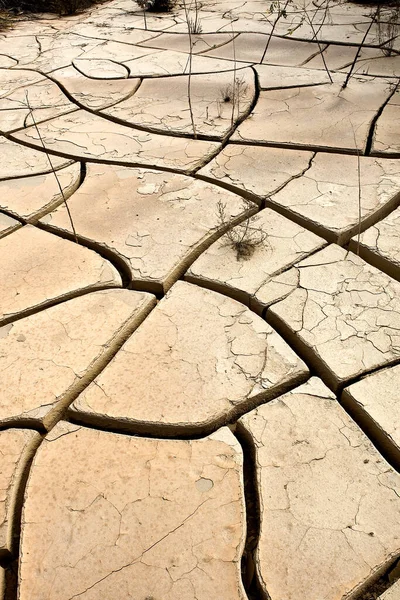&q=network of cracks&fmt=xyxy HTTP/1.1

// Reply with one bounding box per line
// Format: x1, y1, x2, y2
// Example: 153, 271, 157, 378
0, 0, 400, 598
